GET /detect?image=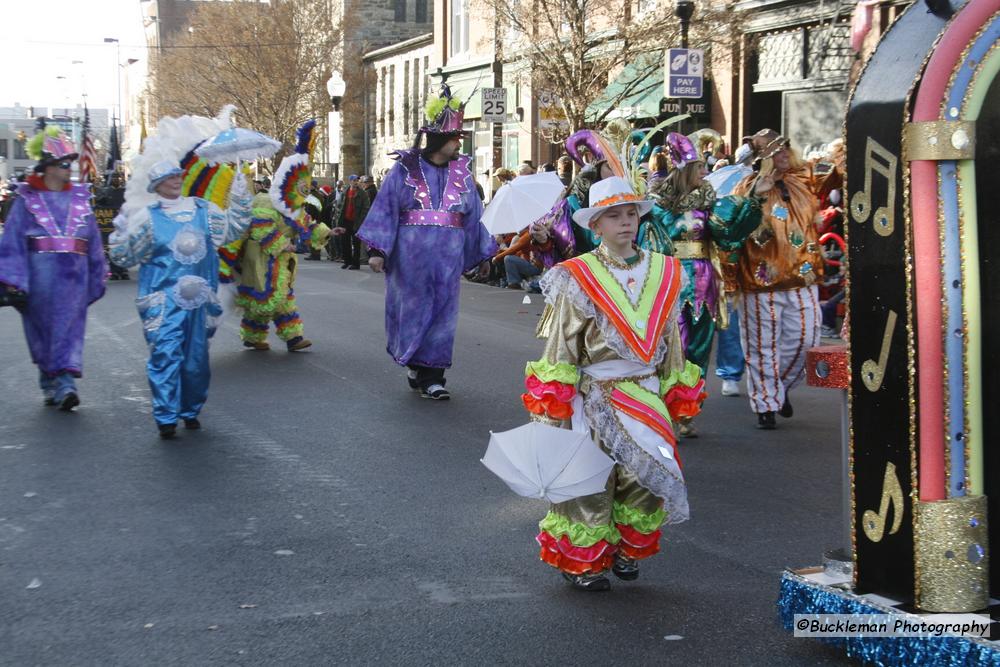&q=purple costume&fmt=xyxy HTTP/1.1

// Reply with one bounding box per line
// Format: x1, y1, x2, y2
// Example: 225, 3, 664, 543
0, 183, 107, 379
358, 149, 496, 368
